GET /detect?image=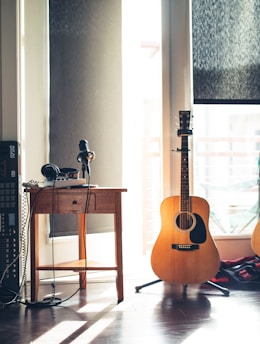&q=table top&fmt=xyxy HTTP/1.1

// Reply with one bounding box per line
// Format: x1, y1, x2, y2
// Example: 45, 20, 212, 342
26, 186, 127, 193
